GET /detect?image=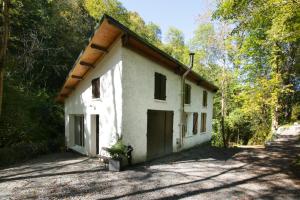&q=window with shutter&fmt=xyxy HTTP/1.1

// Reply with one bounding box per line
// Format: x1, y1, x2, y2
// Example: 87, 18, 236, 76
92, 78, 100, 99
201, 113, 207, 133
203, 90, 207, 107
193, 112, 198, 134
74, 115, 85, 146
154, 72, 166, 100
183, 113, 188, 137
185, 83, 191, 104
